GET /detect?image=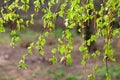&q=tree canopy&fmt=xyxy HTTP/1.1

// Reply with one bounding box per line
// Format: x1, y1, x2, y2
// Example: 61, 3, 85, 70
0, 0, 120, 80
